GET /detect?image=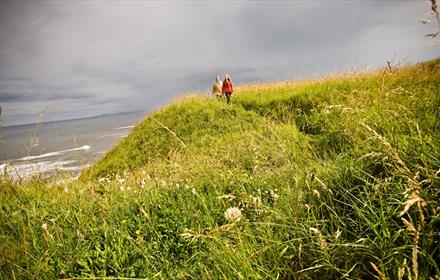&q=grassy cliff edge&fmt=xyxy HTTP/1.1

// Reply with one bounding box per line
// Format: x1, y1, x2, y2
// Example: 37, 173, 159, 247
1, 59, 439, 279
